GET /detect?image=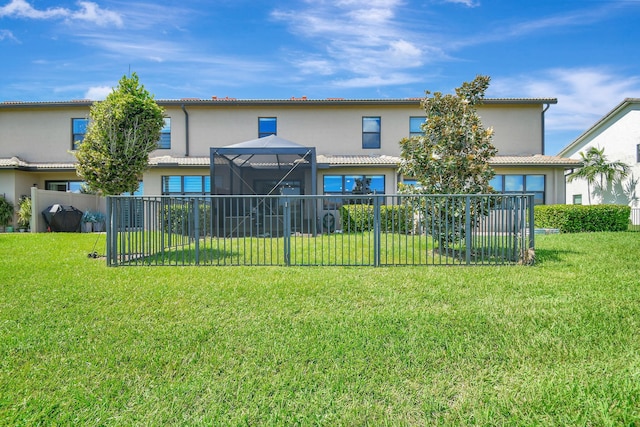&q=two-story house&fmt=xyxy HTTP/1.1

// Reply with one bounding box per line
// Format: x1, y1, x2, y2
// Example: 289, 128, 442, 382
0, 97, 580, 216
